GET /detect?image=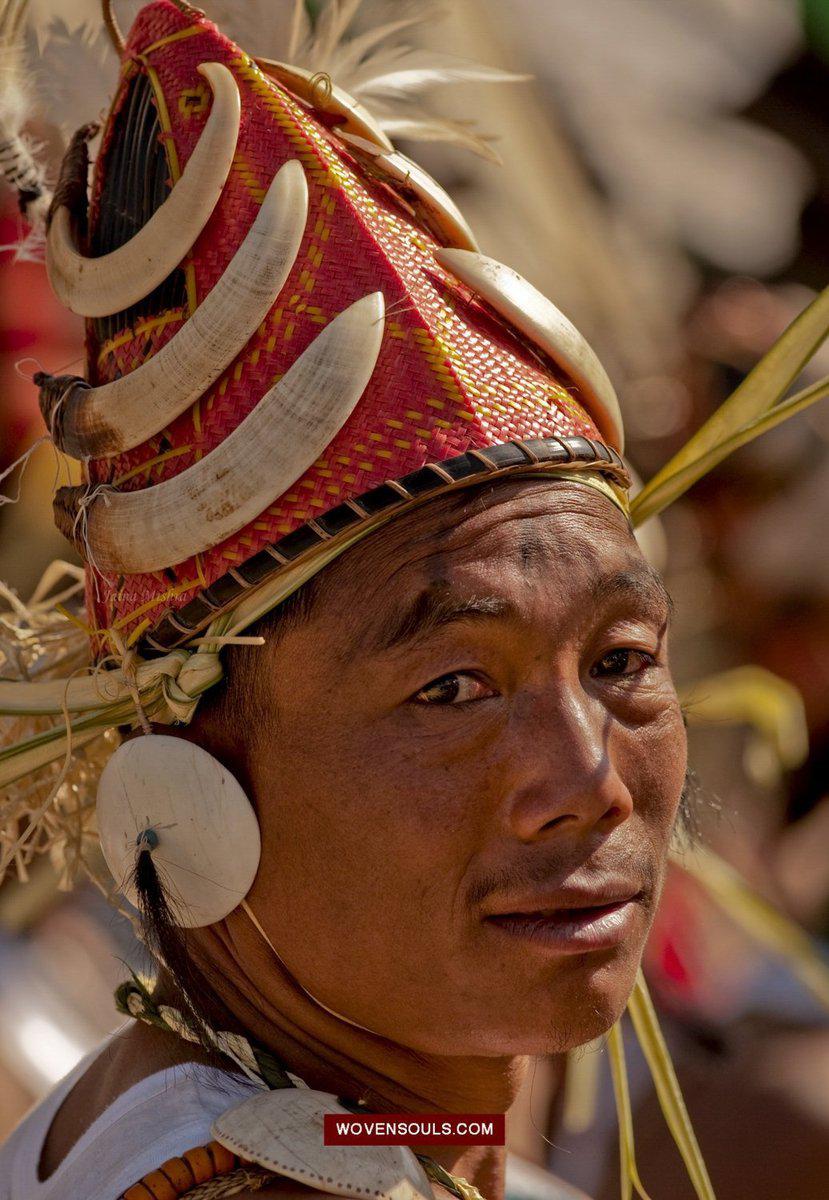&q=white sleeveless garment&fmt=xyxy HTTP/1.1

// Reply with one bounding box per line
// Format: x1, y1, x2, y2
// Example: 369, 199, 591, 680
0, 1033, 260, 1200
0, 1033, 589, 1200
